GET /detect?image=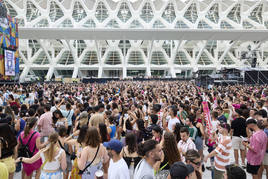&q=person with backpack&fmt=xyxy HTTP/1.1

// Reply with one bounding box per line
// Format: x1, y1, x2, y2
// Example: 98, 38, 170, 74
16, 132, 67, 179
17, 117, 48, 179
